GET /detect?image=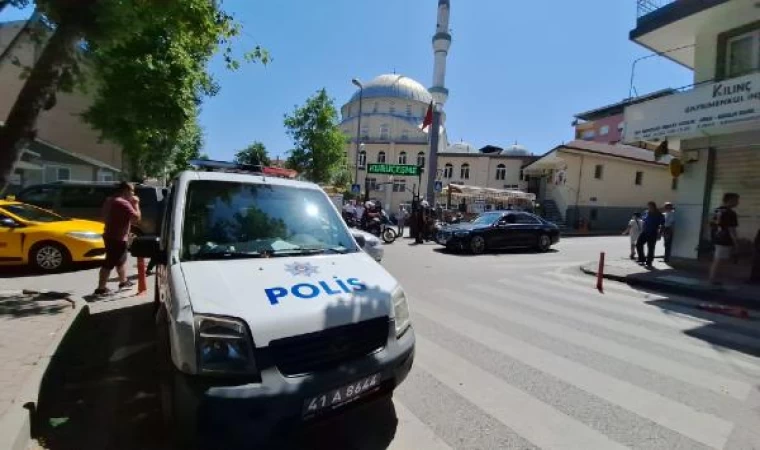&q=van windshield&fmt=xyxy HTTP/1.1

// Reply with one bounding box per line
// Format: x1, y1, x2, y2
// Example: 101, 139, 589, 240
181, 180, 359, 261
